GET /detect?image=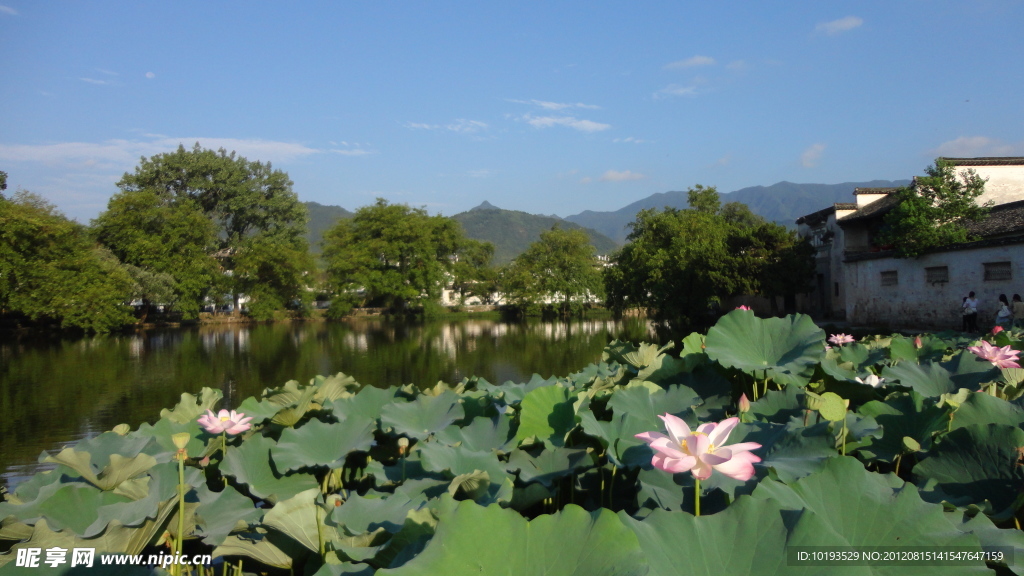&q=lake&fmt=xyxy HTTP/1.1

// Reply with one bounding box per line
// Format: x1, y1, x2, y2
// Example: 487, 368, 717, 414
0, 316, 655, 488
